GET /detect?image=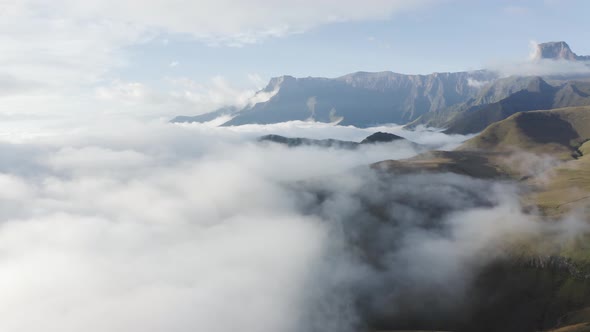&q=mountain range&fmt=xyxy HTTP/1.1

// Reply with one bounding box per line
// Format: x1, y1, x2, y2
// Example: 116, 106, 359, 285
172, 41, 590, 131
